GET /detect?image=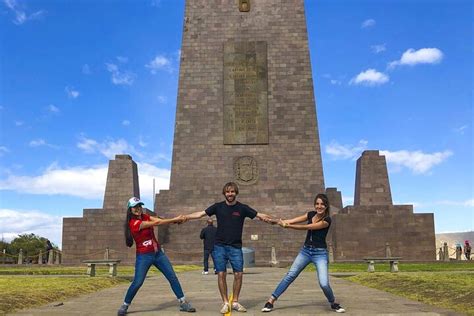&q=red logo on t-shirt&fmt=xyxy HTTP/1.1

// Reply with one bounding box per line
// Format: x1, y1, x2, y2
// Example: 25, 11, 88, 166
232, 211, 241, 216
